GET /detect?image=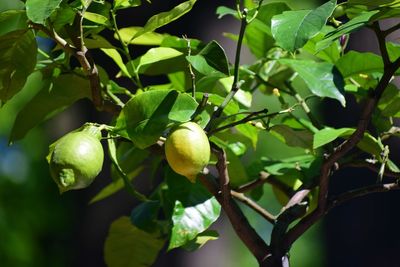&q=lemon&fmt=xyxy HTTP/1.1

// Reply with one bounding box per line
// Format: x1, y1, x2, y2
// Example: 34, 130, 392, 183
49, 126, 104, 193
165, 122, 210, 182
